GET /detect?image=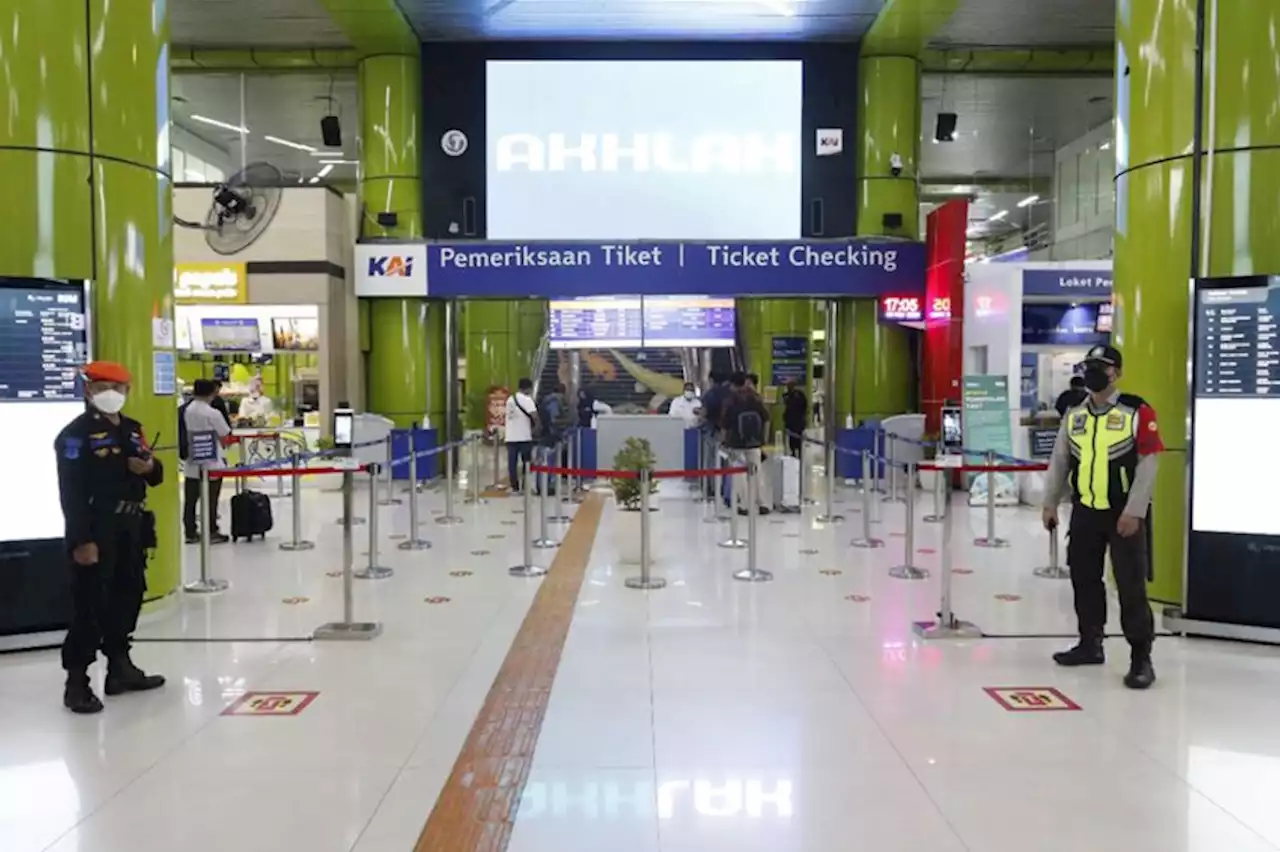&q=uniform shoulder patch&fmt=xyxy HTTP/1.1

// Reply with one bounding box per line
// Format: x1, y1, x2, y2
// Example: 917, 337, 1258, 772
62, 437, 82, 460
